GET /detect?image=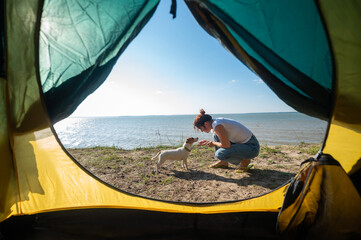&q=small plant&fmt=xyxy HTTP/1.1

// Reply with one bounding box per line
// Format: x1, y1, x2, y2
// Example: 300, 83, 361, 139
141, 174, 148, 184
103, 154, 118, 162
303, 145, 320, 155
275, 164, 283, 169
261, 144, 281, 154
295, 142, 321, 155
161, 177, 173, 185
